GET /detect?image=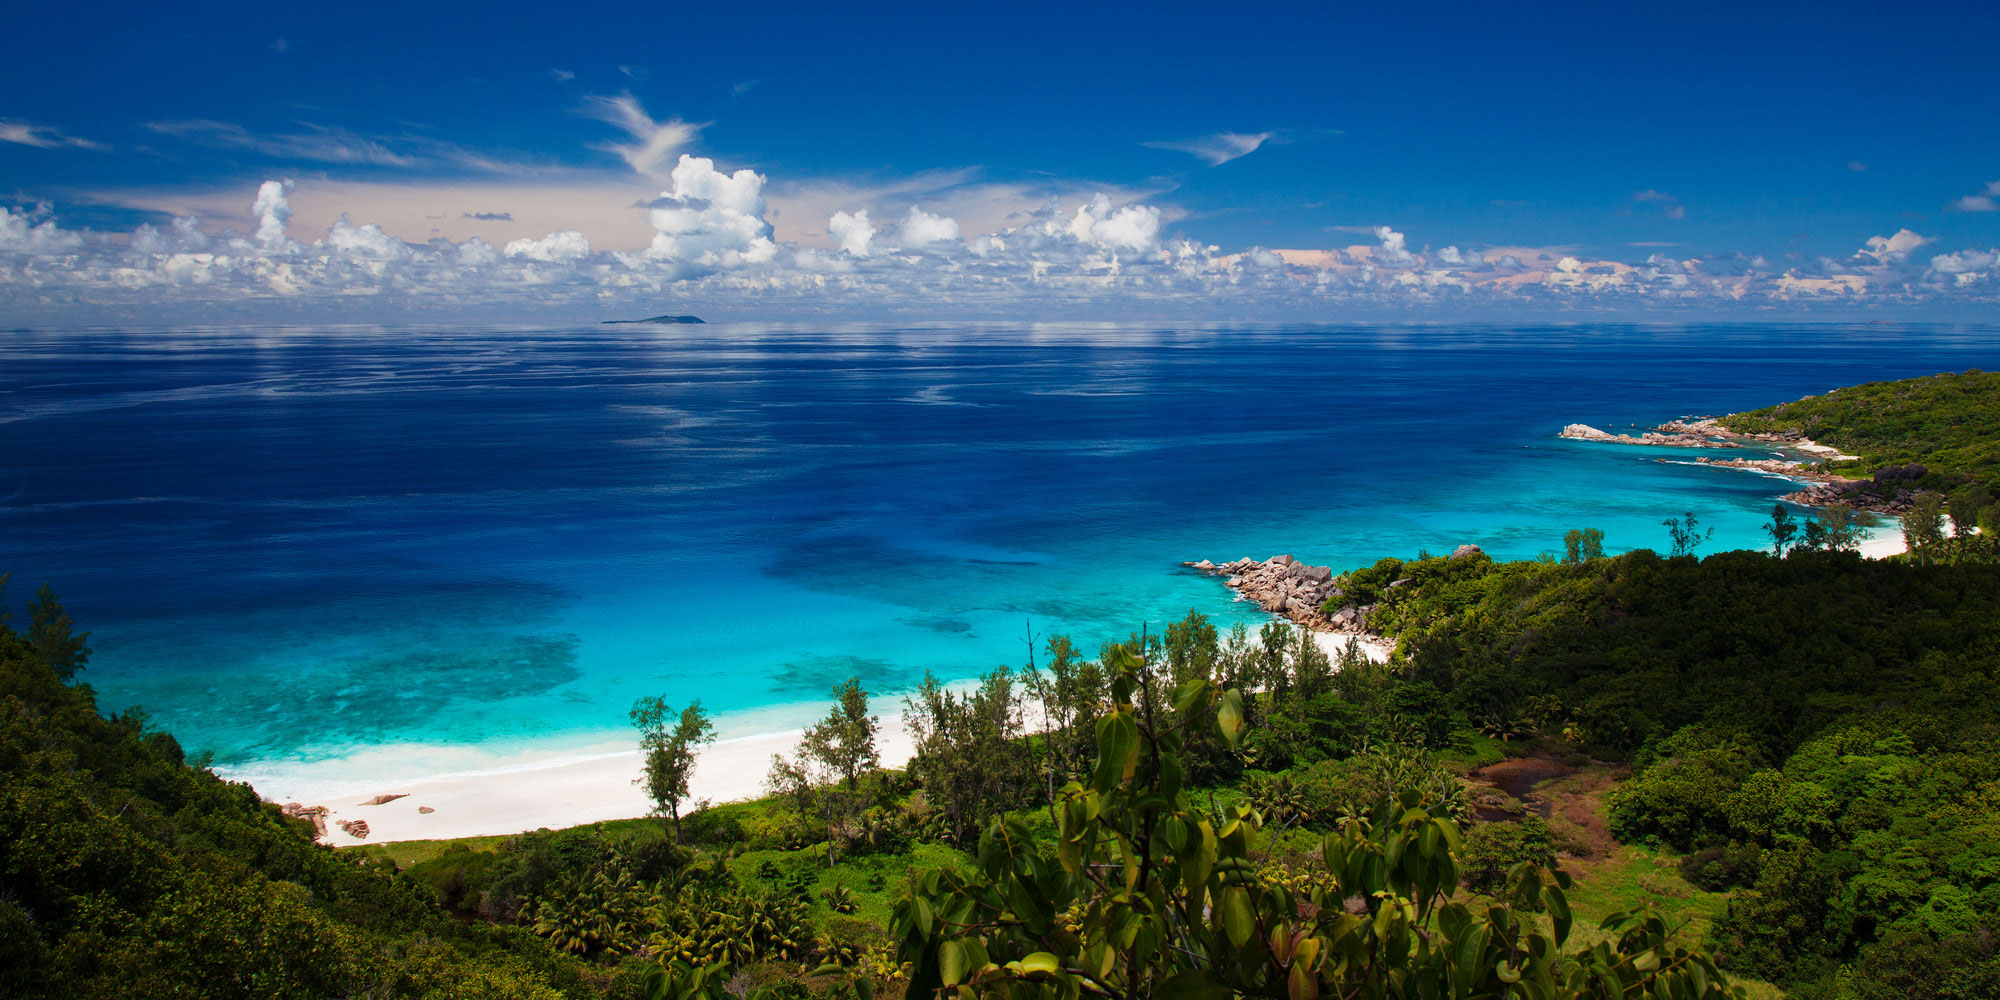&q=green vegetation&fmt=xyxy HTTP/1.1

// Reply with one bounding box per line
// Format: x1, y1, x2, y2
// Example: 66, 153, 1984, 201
1, 568, 1763, 999
1719, 368, 2000, 495
632, 696, 716, 841
0, 575, 596, 998
891, 641, 1738, 999
1341, 543, 2000, 997
15, 358, 2000, 998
